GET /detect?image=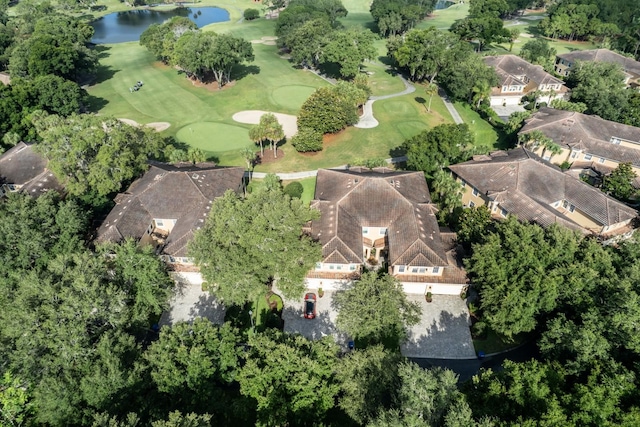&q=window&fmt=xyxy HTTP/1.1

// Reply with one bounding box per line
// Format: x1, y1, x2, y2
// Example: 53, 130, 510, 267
571, 152, 577, 159
380, 227, 387, 235
433, 266, 440, 274
155, 219, 164, 227
598, 157, 605, 164
169, 256, 175, 263
329, 265, 335, 270
418, 267, 426, 274
398, 266, 405, 273
584, 154, 592, 161
337, 265, 342, 270
611, 137, 621, 145
315, 262, 322, 270
350, 265, 356, 271
501, 208, 508, 217
563, 200, 569, 209
569, 204, 575, 213
469, 201, 476, 208
472, 188, 479, 196
411, 267, 418, 273
362, 227, 369, 235
460, 180, 466, 188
